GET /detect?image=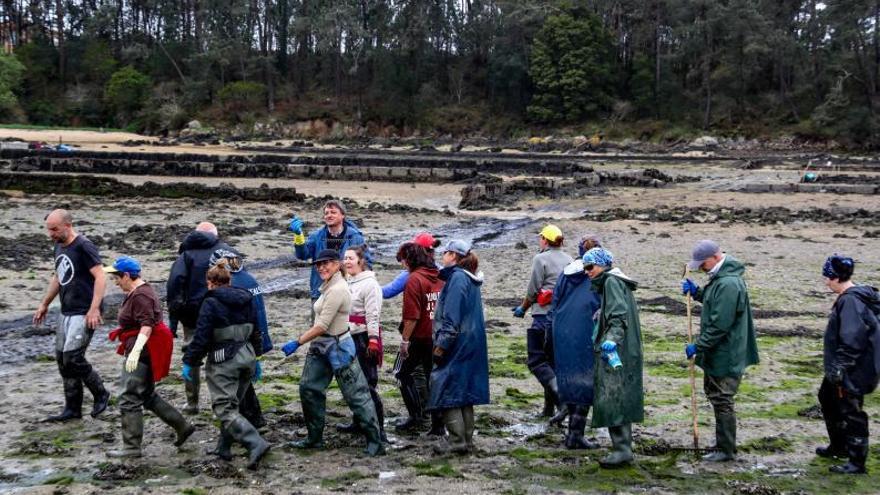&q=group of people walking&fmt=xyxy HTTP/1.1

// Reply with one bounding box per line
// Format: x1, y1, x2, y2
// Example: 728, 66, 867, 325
32, 203, 880, 475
